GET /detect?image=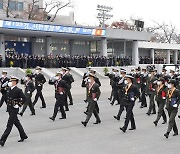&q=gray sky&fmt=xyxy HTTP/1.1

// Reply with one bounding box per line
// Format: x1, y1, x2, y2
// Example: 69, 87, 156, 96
52, 0, 180, 30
